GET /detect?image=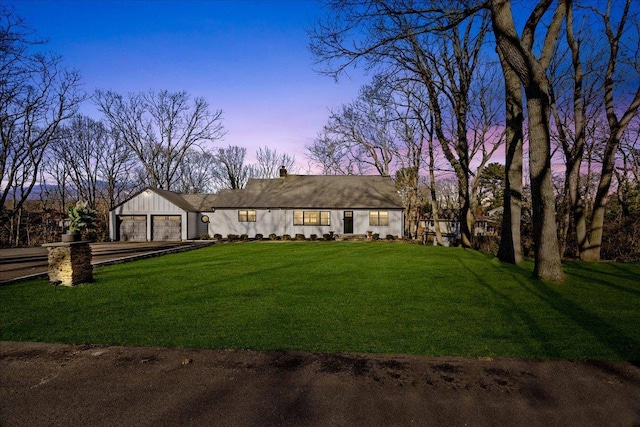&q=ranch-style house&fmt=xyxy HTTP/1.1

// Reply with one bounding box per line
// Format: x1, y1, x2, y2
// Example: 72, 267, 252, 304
109, 168, 405, 242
